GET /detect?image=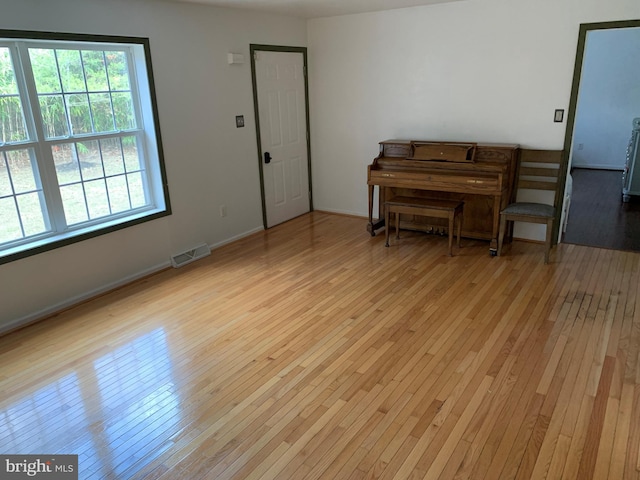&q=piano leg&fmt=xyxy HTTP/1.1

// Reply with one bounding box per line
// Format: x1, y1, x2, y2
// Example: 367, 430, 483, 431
367, 184, 387, 235
367, 184, 376, 236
